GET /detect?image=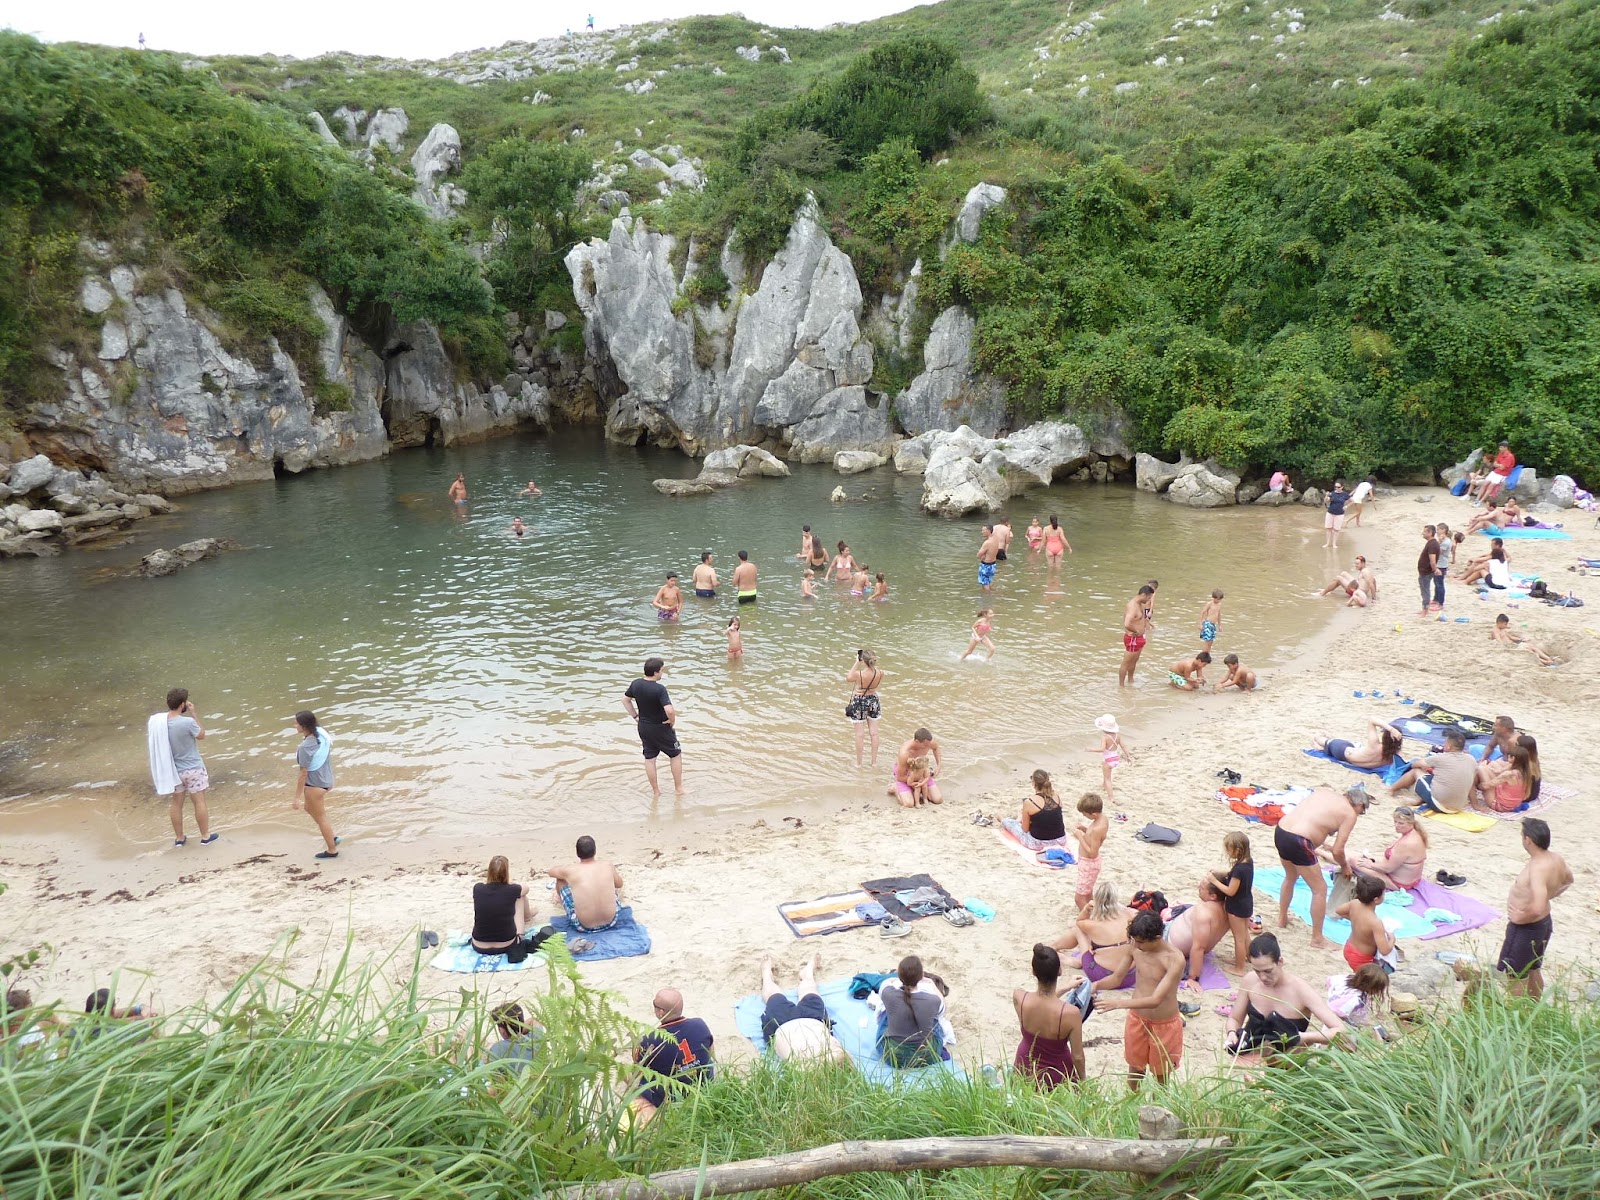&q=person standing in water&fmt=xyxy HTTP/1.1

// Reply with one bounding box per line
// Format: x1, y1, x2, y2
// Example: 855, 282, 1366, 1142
519, 480, 543, 497
449, 473, 468, 505
1042, 515, 1072, 568
993, 518, 1014, 562
960, 608, 997, 661
1198, 590, 1224, 654
977, 526, 1000, 592
831, 541, 855, 582
157, 688, 218, 847
725, 617, 744, 658
806, 535, 829, 573
292, 710, 339, 859
652, 573, 683, 623
623, 657, 684, 799
1119, 585, 1154, 686
796, 525, 815, 561
691, 552, 718, 598
1025, 518, 1045, 551
732, 551, 758, 605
